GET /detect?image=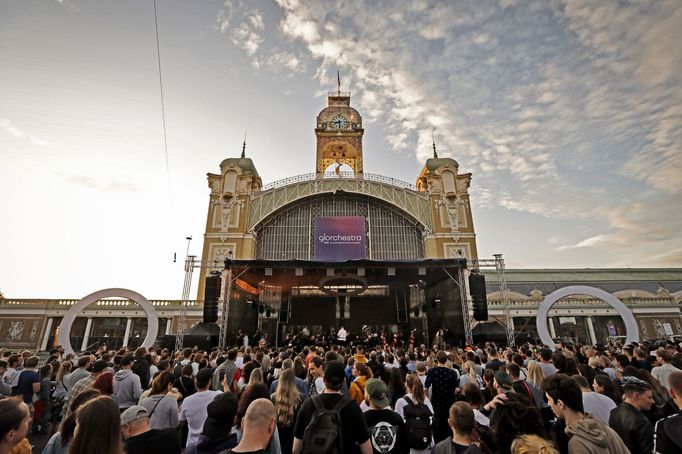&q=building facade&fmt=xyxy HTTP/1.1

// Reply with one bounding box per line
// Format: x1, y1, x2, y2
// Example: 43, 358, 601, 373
1, 91, 681, 350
